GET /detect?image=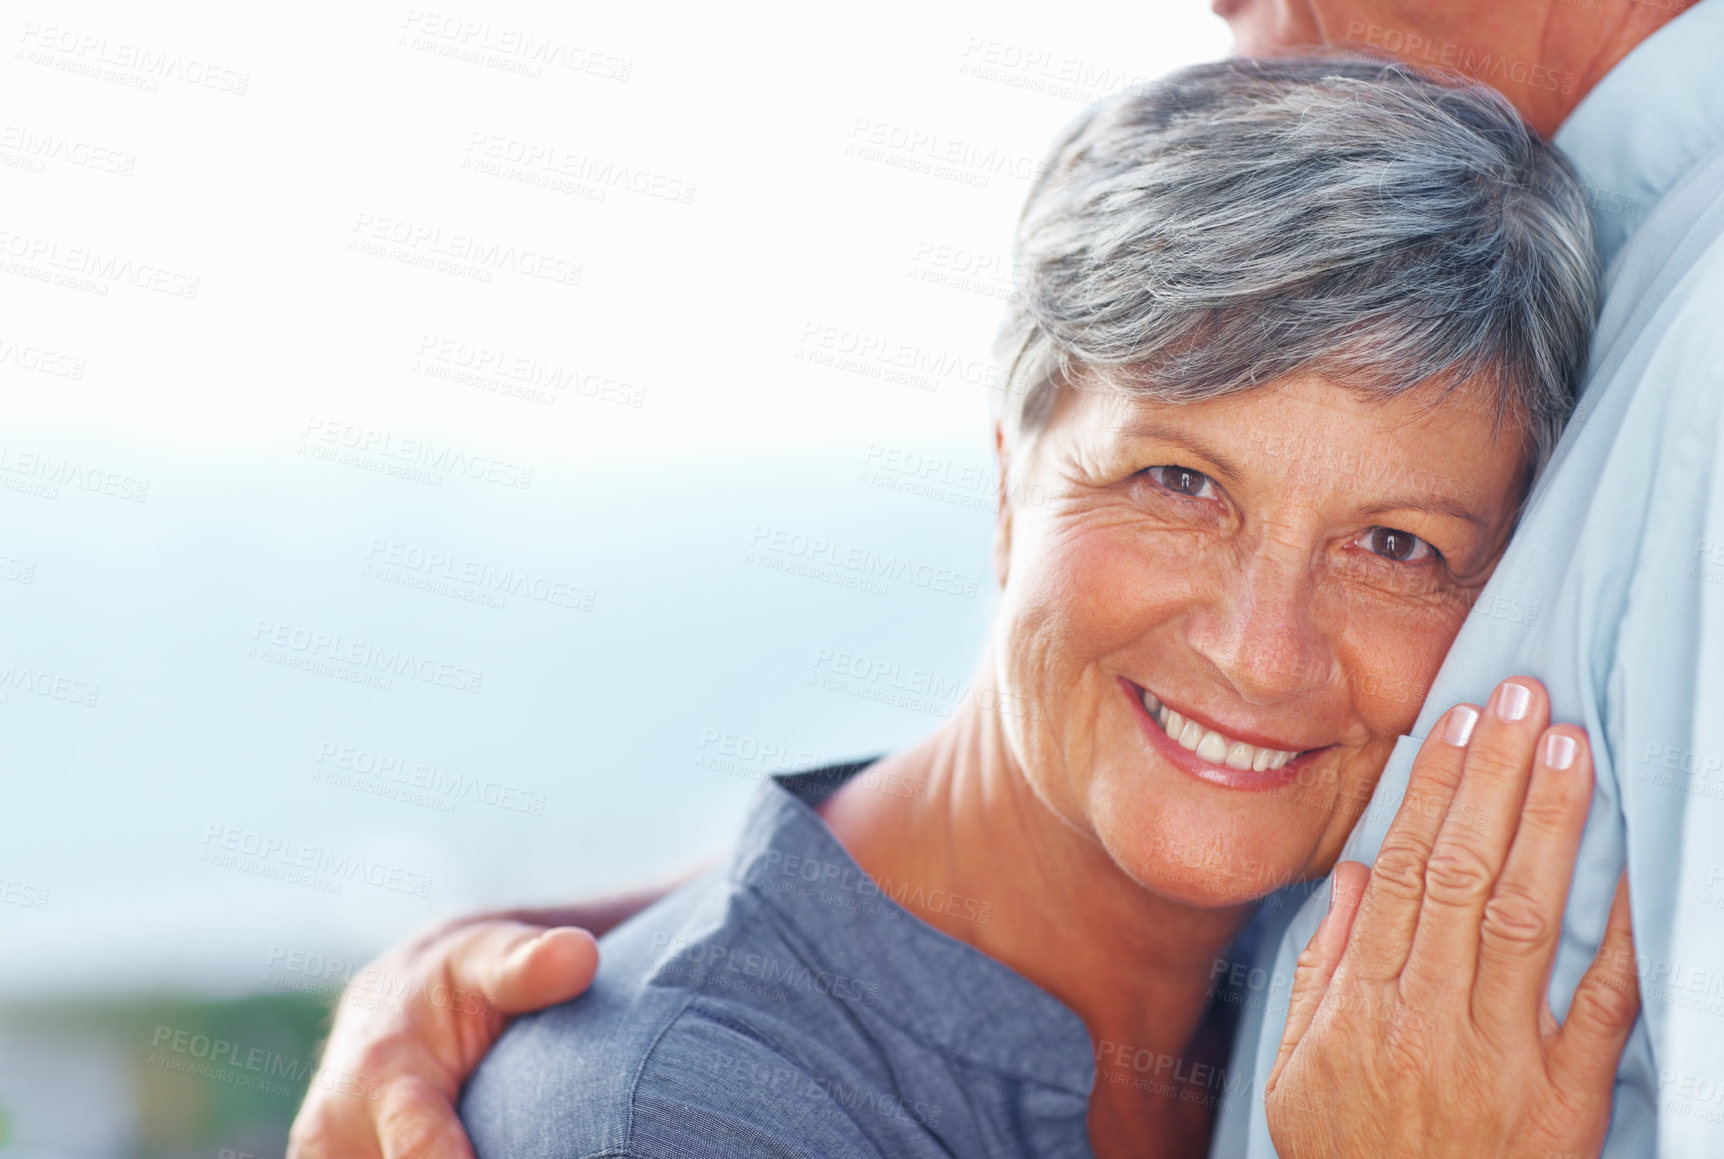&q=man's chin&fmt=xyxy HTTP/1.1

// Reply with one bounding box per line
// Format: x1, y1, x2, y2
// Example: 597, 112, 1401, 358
1211, 0, 1328, 58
